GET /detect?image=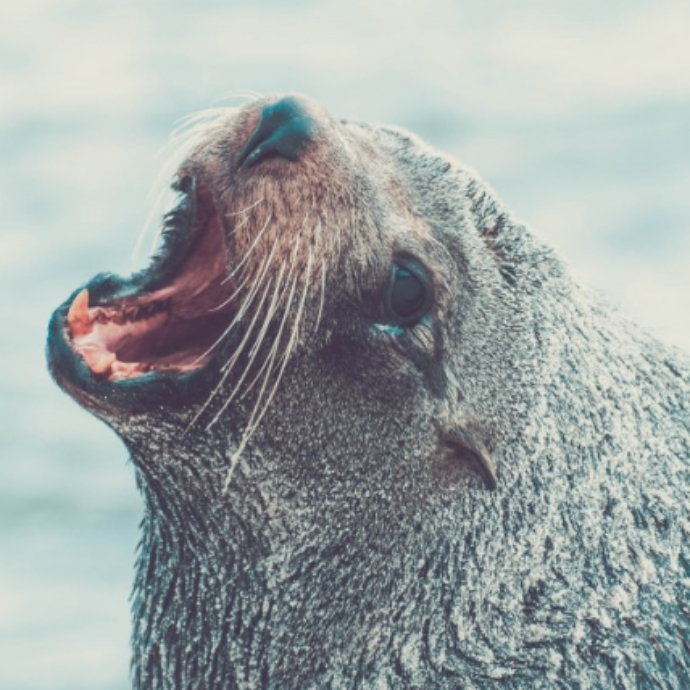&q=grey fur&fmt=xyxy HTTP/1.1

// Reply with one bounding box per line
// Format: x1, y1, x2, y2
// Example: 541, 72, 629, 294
52, 96, 690, 689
